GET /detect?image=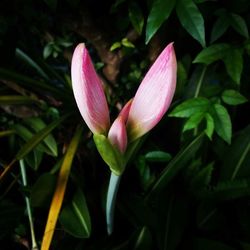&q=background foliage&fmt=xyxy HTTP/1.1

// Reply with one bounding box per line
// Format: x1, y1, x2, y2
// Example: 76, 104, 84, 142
0, 0, 249, 249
